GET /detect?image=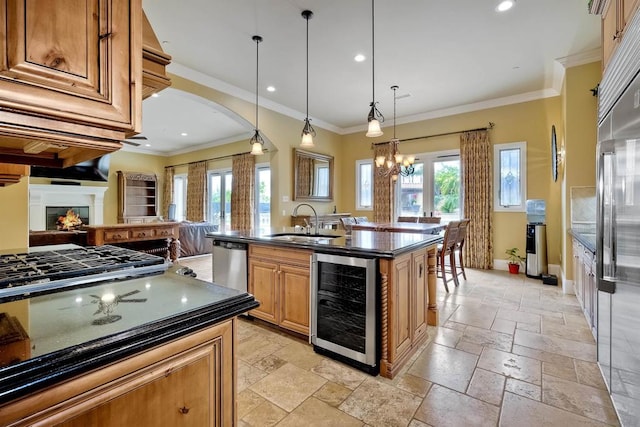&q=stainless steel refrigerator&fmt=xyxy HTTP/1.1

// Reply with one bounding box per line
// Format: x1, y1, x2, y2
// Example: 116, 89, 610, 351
597, 66, 640, 426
